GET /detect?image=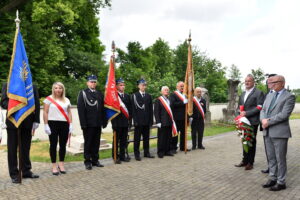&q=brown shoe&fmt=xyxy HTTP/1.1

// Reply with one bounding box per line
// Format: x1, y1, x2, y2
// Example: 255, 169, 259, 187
245, 164, 253, 170
234, 162, 246, 167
